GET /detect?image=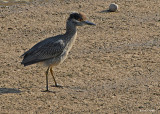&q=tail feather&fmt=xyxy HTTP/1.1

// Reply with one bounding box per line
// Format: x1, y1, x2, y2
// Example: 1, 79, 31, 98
21, 61, 36, 66
21, 59, 40, 66
21, 58, 48, 66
